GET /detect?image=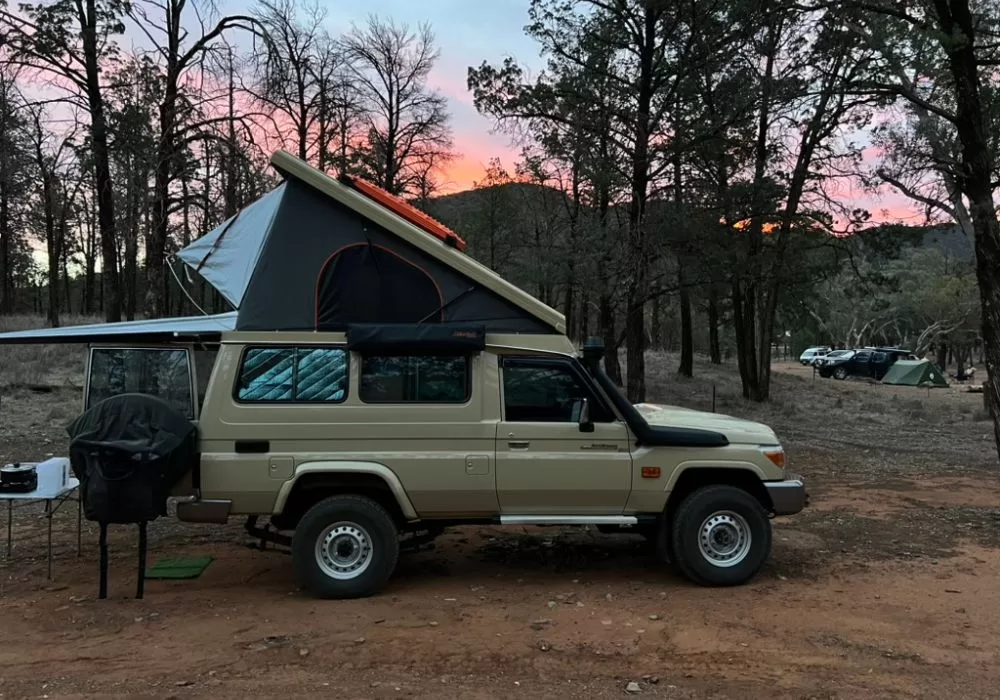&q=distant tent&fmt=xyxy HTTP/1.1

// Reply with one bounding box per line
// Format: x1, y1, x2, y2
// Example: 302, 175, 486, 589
175, 151, 565, 335
881, 360, 949, 387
